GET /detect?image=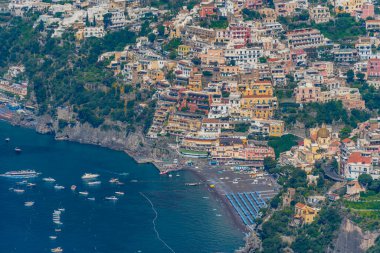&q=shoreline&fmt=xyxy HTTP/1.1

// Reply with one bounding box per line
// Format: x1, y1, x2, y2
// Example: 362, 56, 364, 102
3, 117, 250, 235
